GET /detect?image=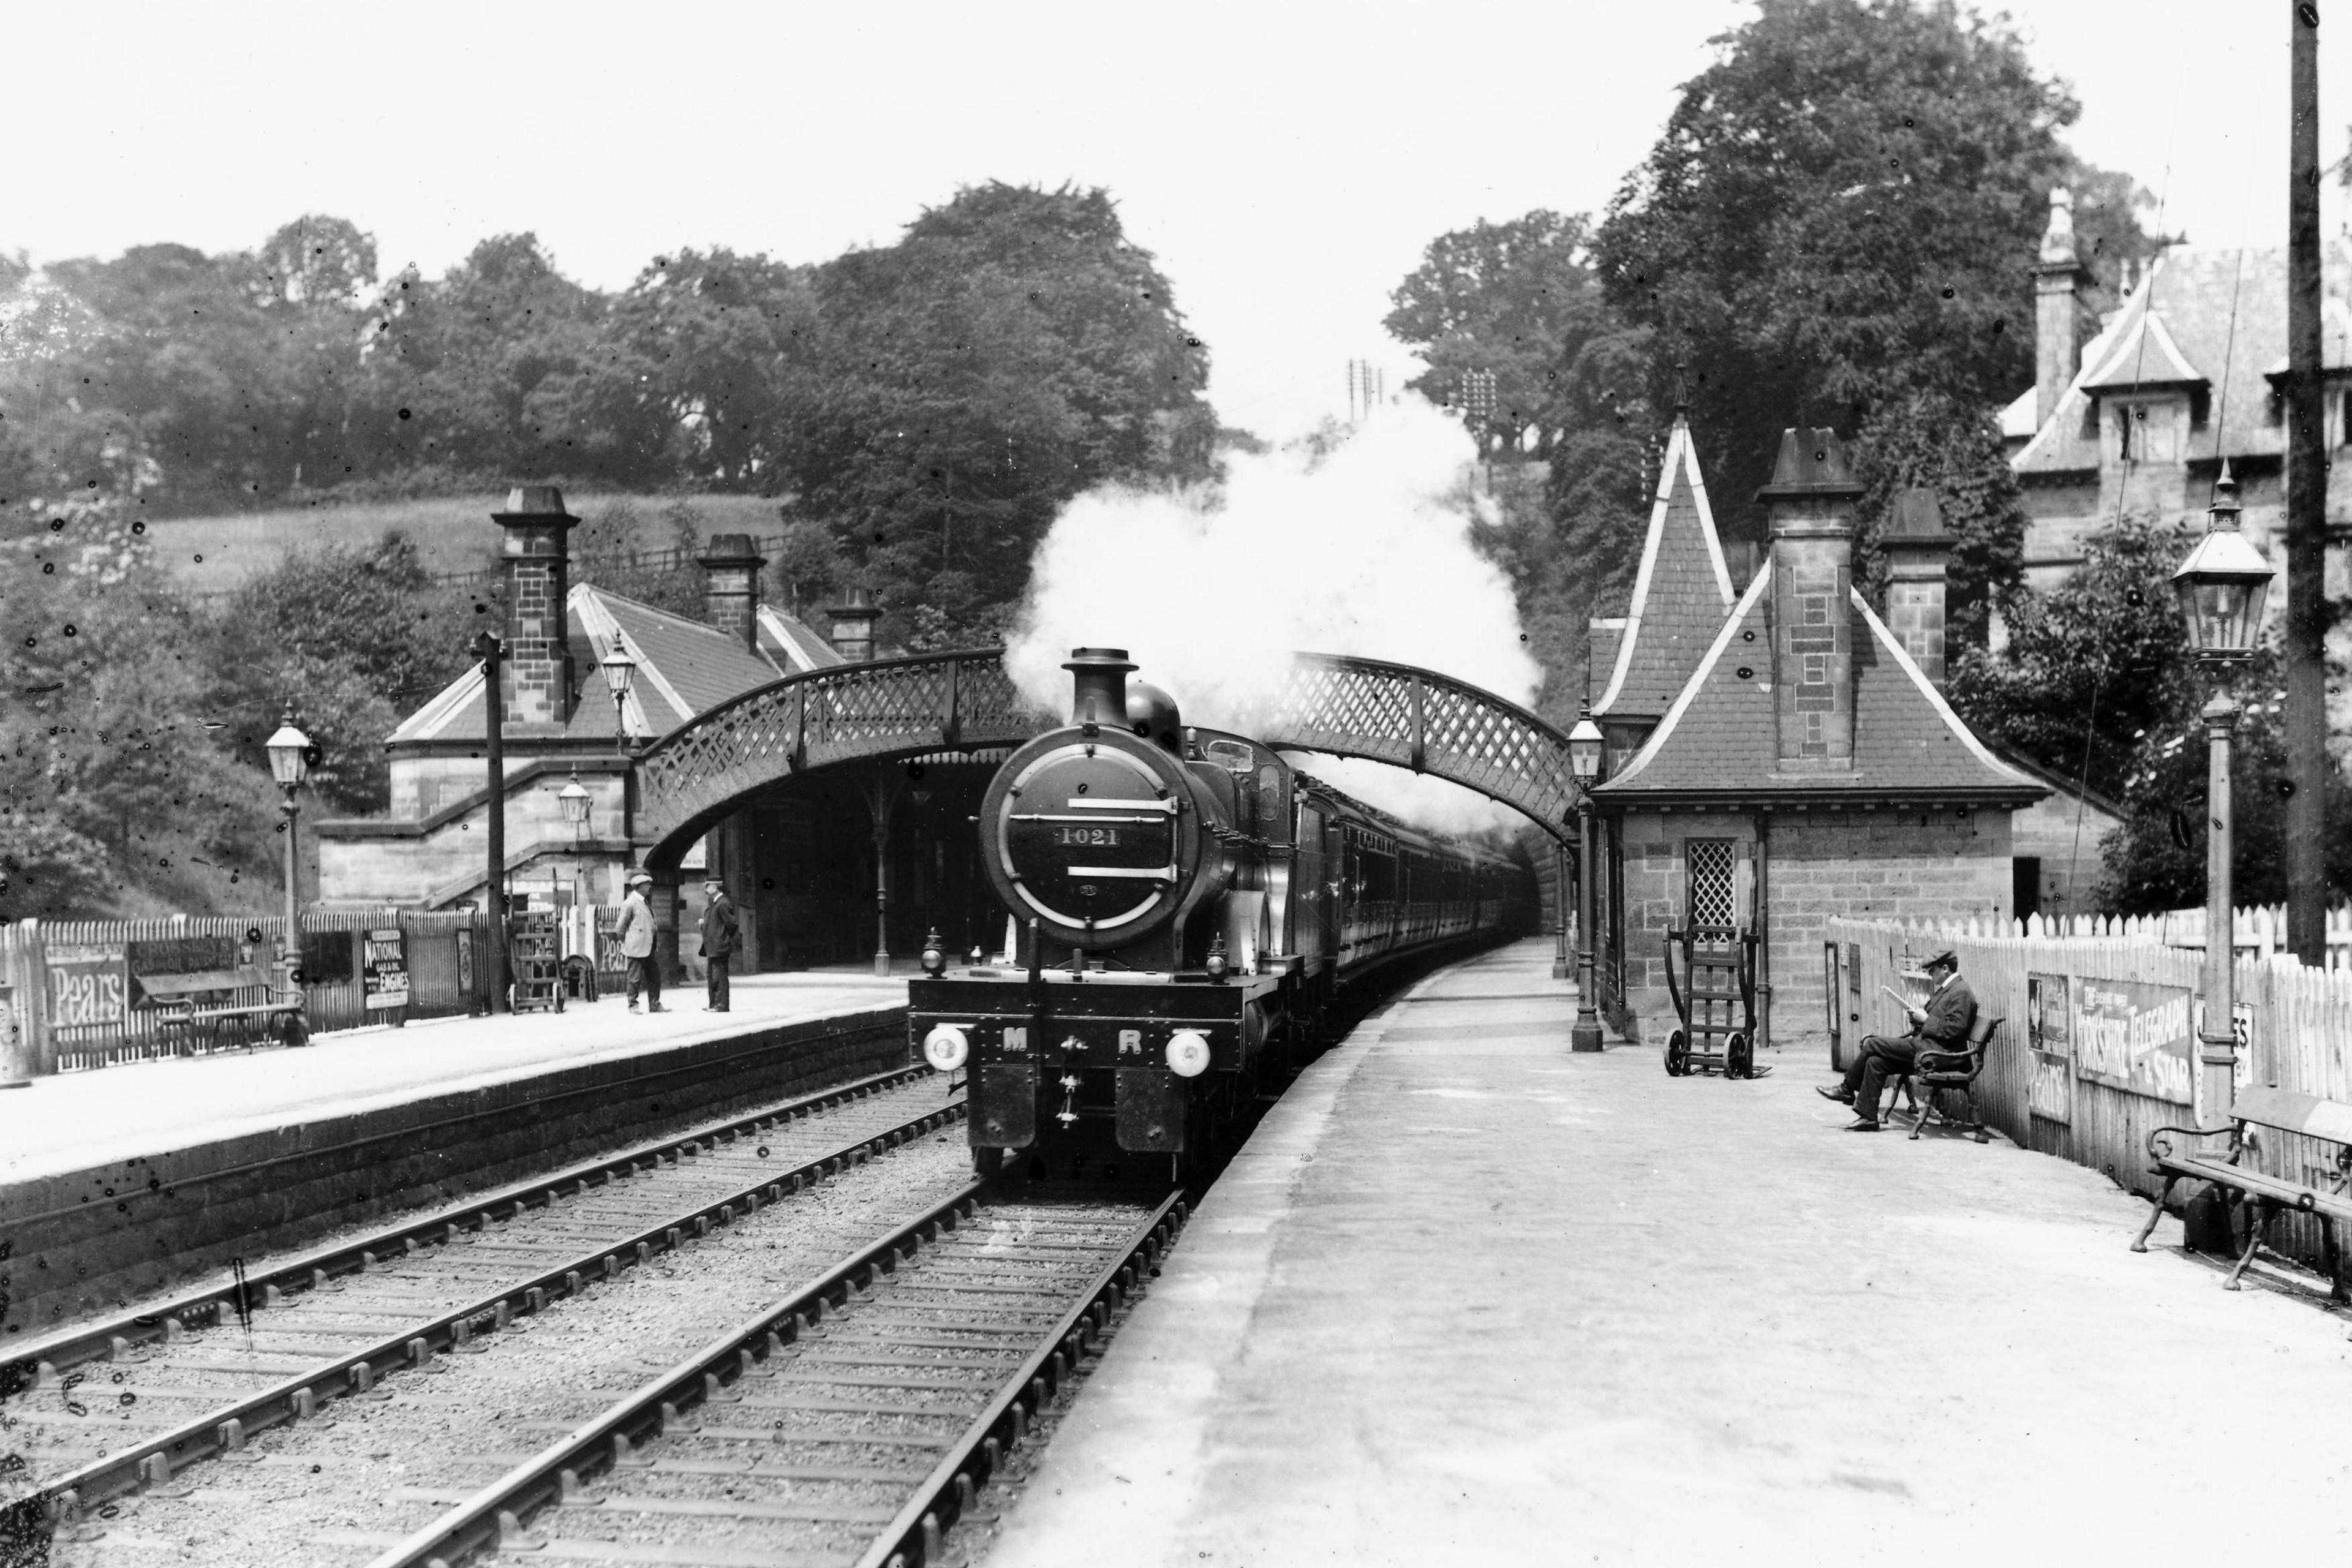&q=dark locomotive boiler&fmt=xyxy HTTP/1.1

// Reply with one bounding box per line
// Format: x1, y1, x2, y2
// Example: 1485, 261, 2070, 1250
910, 648, 1524, 1181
